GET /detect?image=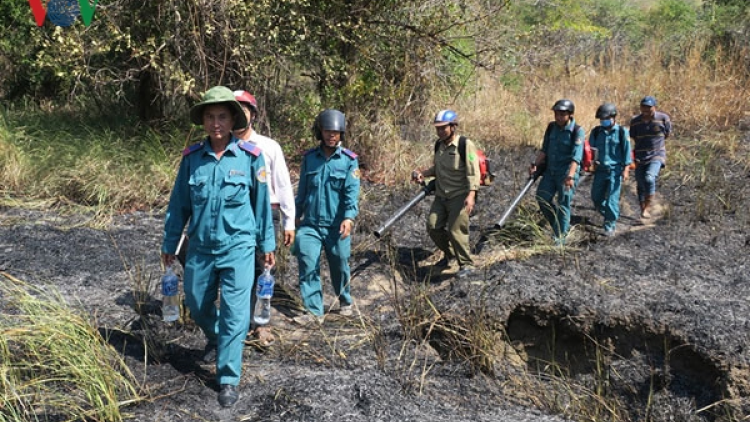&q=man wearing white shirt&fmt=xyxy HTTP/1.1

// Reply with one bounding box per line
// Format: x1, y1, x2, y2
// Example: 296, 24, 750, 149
234, 89, 296, 347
